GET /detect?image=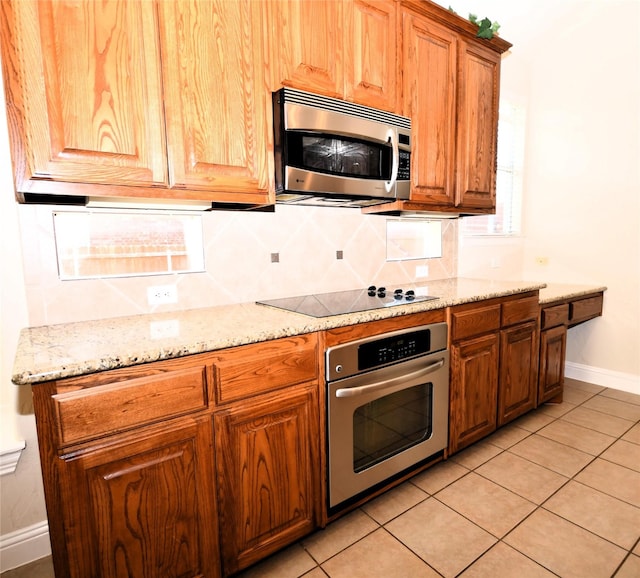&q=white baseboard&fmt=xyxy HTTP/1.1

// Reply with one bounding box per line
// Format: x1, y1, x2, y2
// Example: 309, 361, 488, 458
565, 361, 640, 395
0, 520, 51, 573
